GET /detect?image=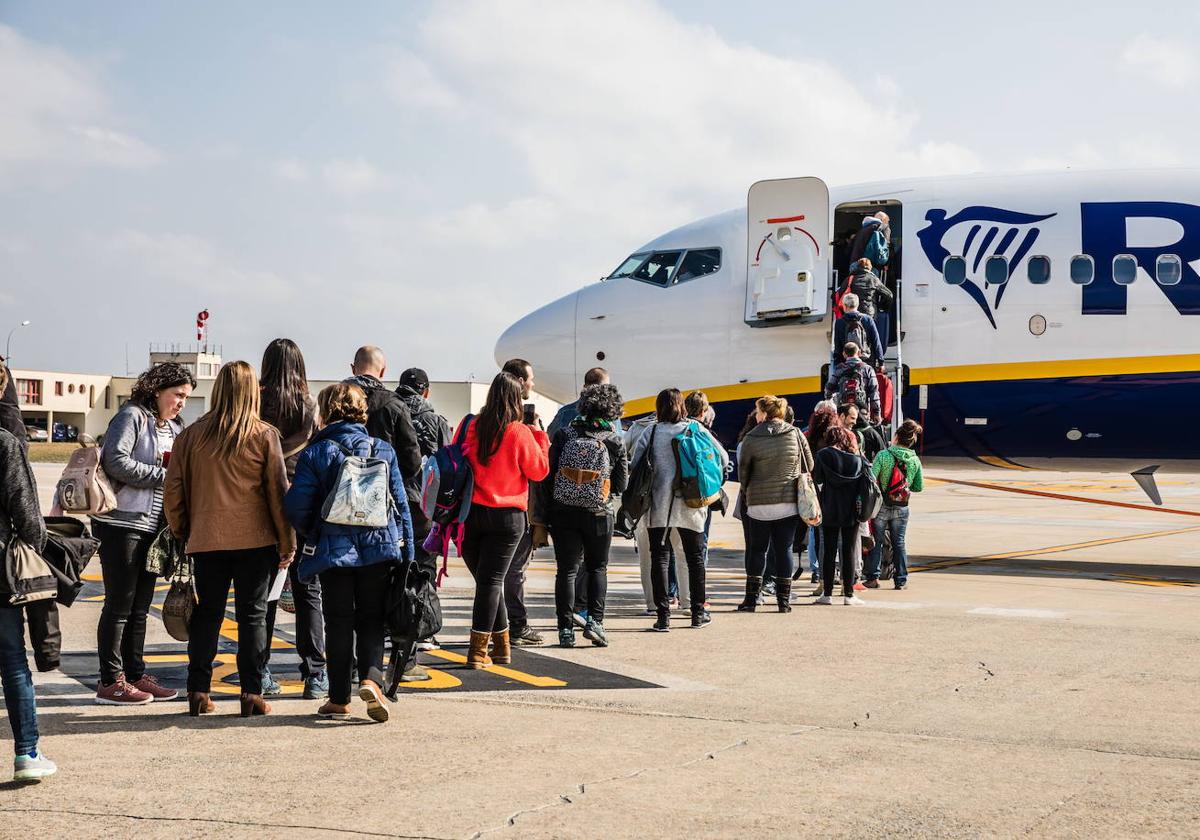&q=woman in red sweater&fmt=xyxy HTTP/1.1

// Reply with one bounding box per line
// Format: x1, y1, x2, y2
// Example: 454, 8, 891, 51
456, 372, 550, 668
